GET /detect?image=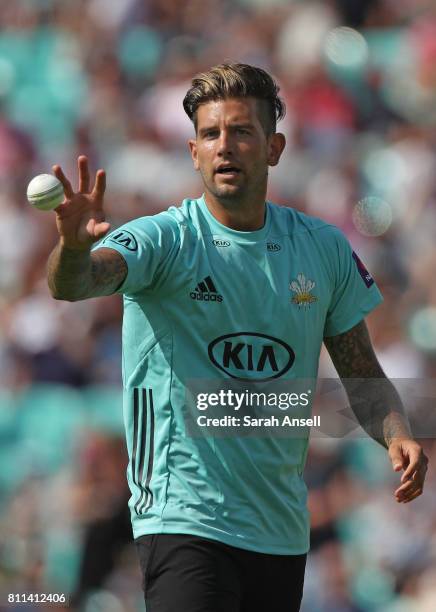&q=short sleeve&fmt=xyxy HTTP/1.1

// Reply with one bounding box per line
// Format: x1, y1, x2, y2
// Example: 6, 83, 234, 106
92, 213, 179, 296
323, 228, 383, 337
